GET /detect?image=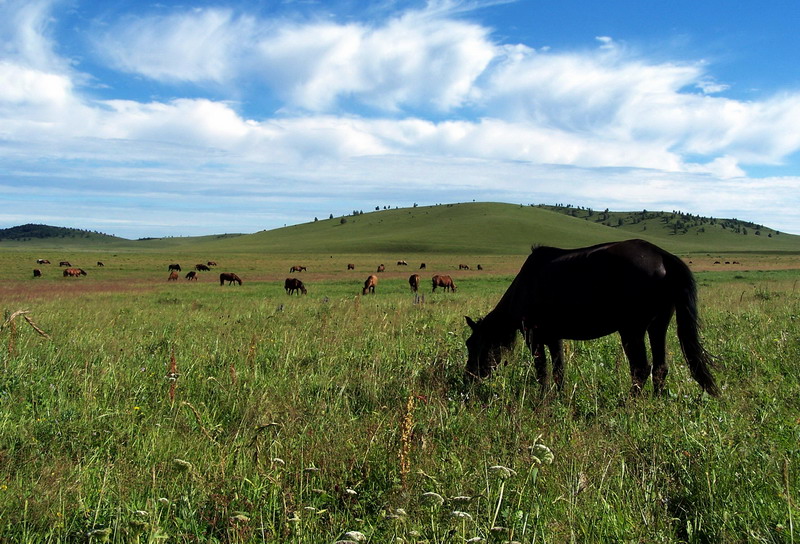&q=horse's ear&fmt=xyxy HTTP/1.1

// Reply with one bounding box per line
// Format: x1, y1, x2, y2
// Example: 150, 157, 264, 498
465, 316, 477, 330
